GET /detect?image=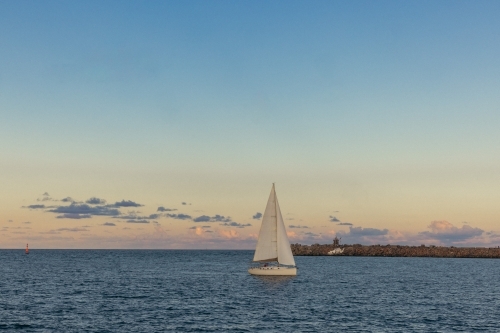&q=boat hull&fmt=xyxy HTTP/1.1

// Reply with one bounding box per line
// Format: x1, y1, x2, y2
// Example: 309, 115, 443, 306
248, 266, 297, 276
